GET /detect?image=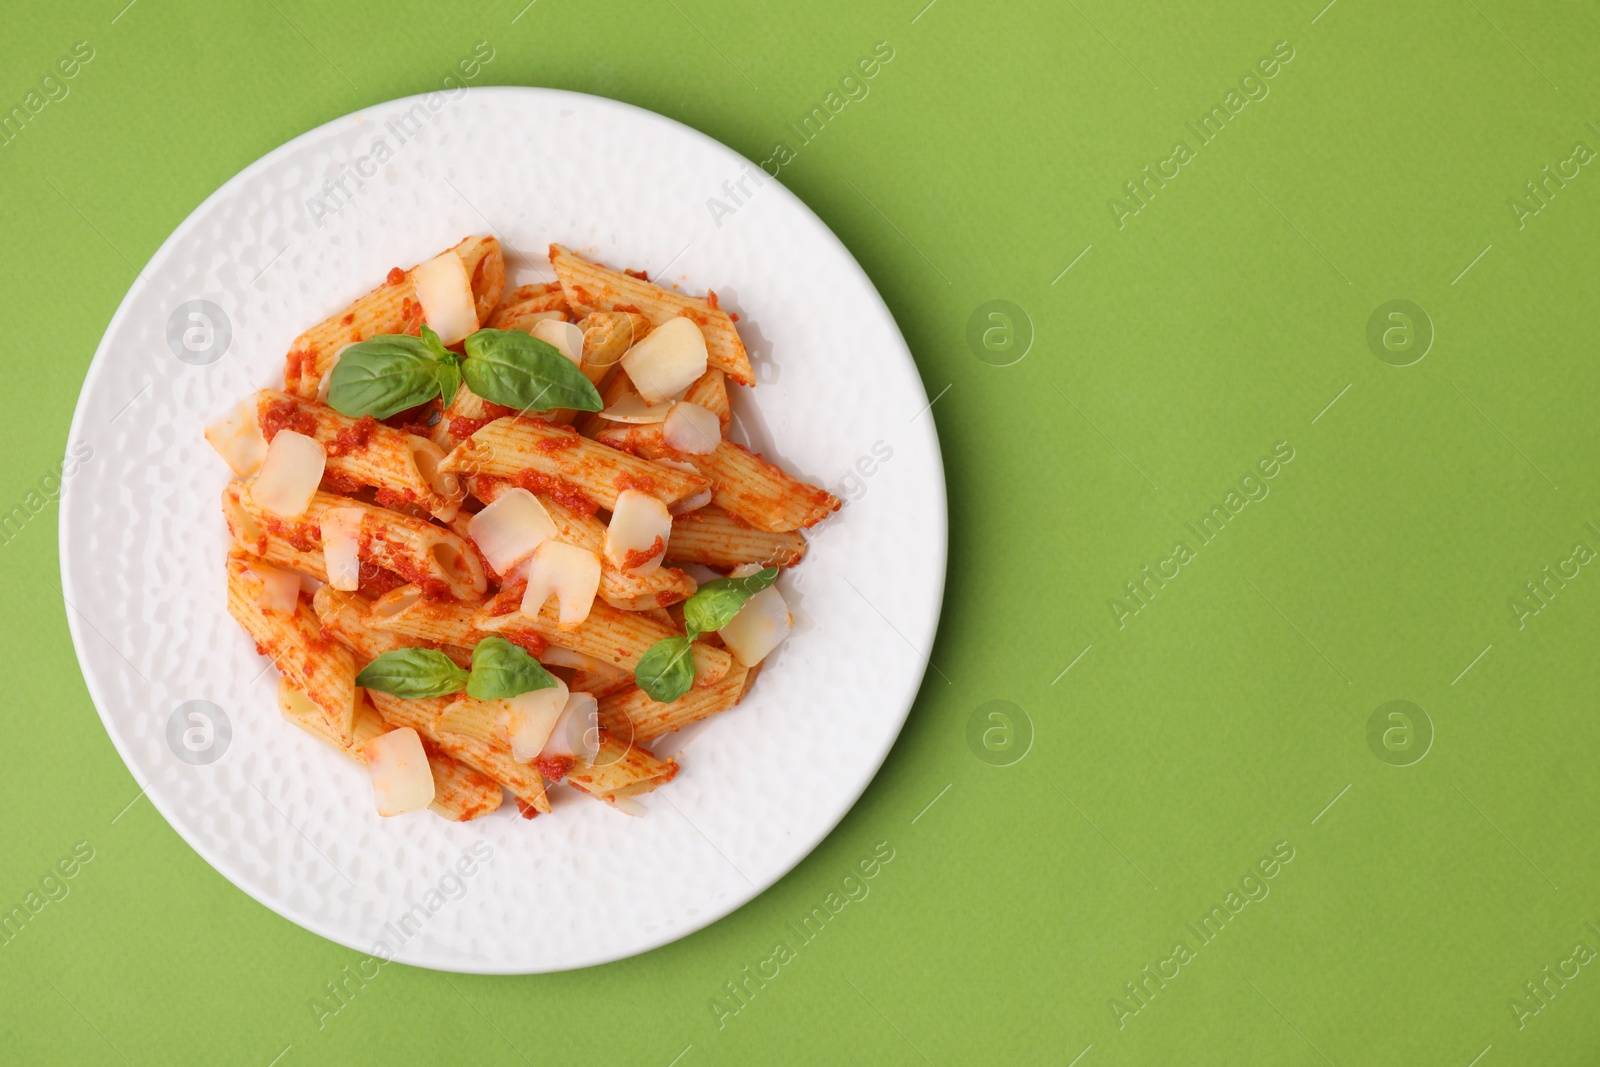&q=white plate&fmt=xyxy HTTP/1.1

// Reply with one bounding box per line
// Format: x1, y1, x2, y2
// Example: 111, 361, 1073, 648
60, 88, 946, 973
